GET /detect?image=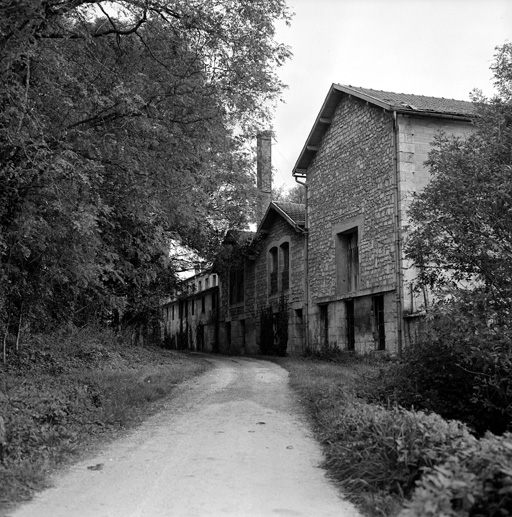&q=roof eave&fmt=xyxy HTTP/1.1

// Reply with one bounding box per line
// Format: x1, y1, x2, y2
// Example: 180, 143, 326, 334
257, 202, 306, 234
292, 84, 474, 177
